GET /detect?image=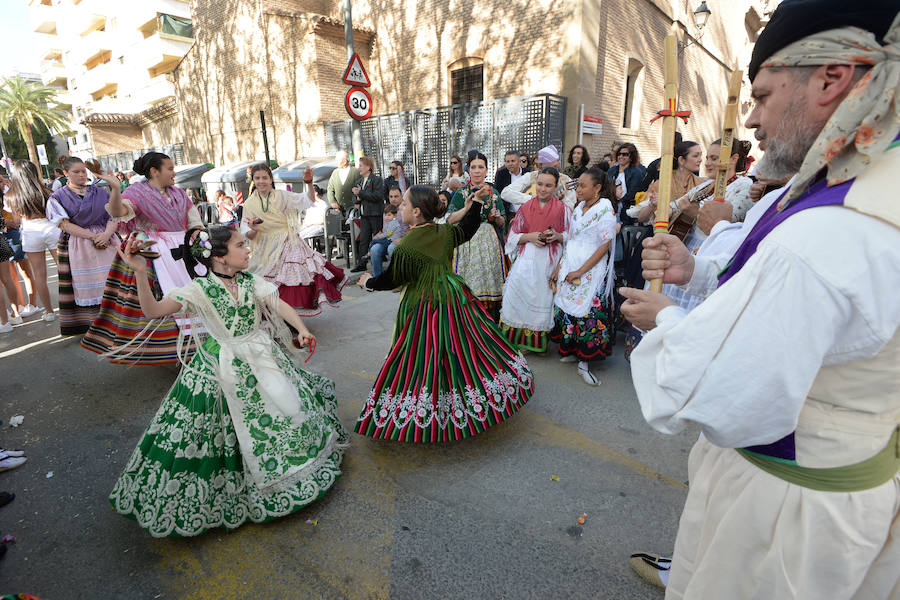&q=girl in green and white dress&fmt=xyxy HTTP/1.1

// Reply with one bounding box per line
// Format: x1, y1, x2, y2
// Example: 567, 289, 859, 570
108, 226, 348, 537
